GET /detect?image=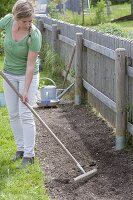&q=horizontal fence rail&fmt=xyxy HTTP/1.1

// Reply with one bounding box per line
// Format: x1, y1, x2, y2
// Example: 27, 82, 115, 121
58, 34, 76, 47
43, 22, 52, 31
83, 79, 116, 112
127, 65, 133, 78
83, 39, 115, 60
